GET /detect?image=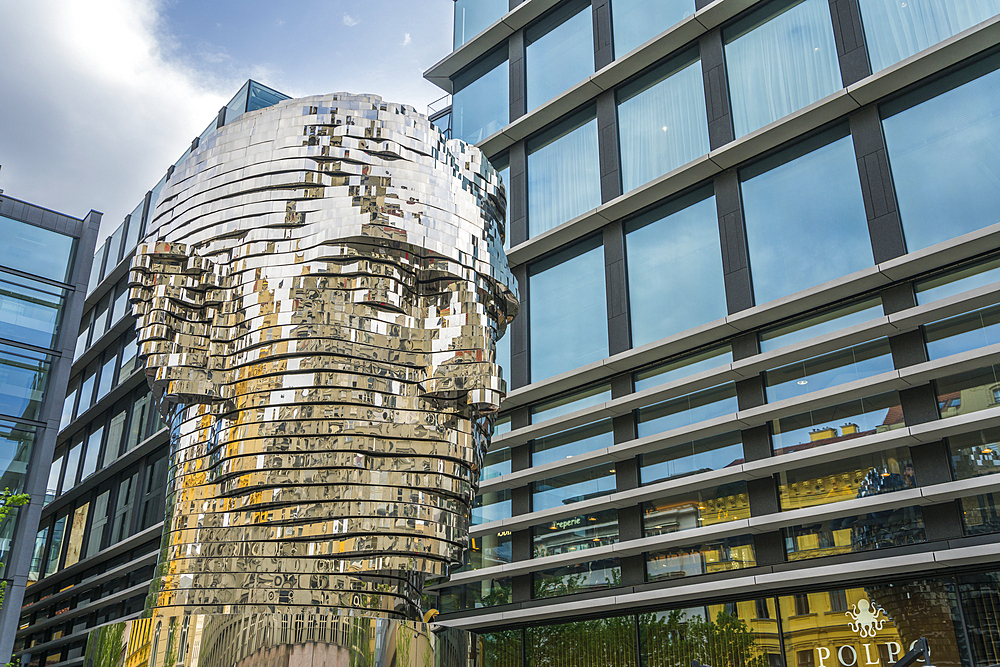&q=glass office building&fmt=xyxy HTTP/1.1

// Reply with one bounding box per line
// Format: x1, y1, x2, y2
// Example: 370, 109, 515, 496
0, 196, 99, 660
423, 0, 1000, 665
11, 80, 289, 667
